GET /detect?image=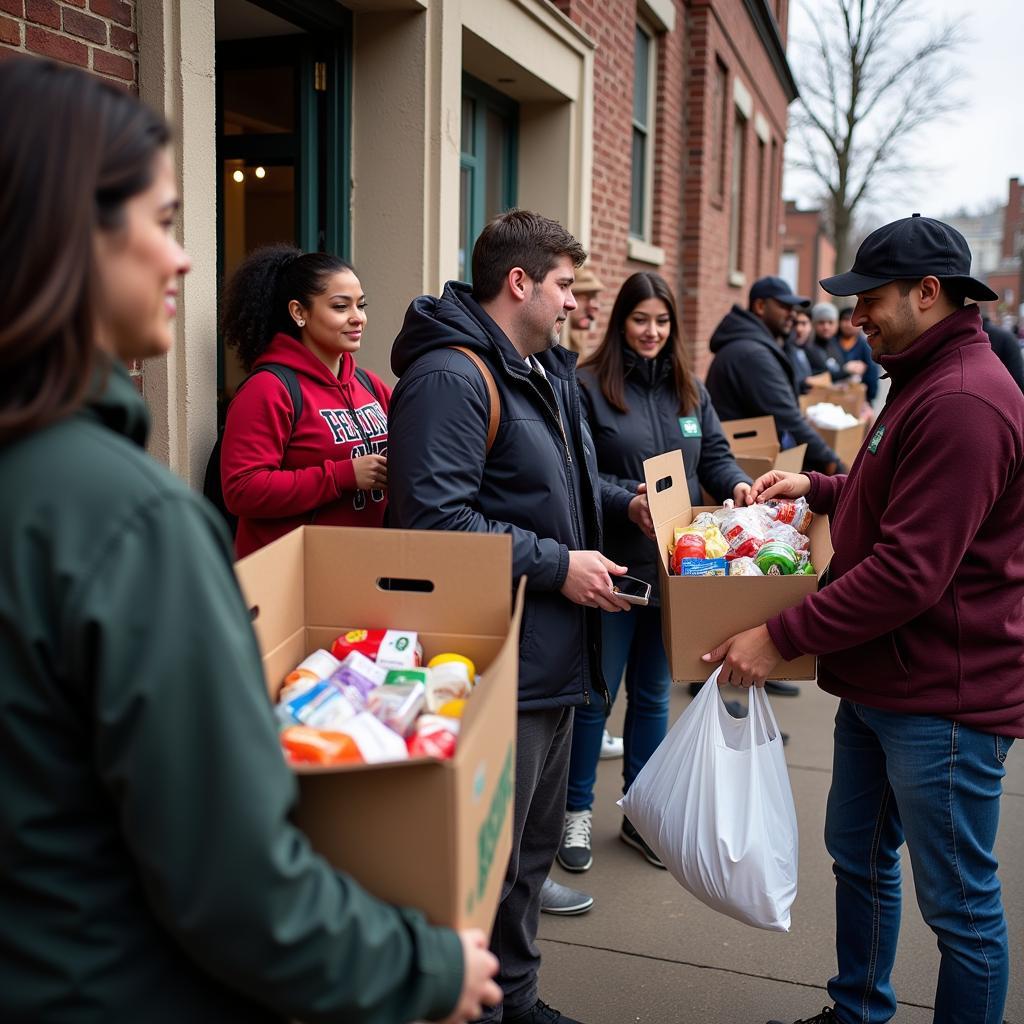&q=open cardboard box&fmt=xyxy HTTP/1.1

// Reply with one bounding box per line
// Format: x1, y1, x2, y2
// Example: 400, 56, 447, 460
721, 416, 807, 480
644, 449, 833, 682
802, 379, 867, 417
234, 525, 523, 932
